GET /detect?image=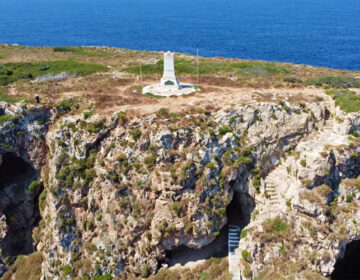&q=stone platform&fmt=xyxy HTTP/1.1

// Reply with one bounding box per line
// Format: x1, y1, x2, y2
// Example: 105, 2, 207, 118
142, 83, 196, 97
